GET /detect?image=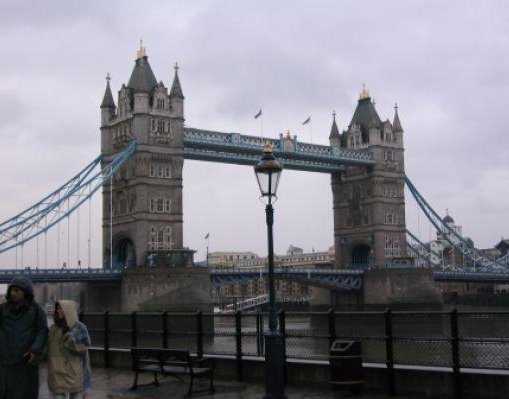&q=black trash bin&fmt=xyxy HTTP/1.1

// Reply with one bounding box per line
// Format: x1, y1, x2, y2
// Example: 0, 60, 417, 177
330, 340, 363, 393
